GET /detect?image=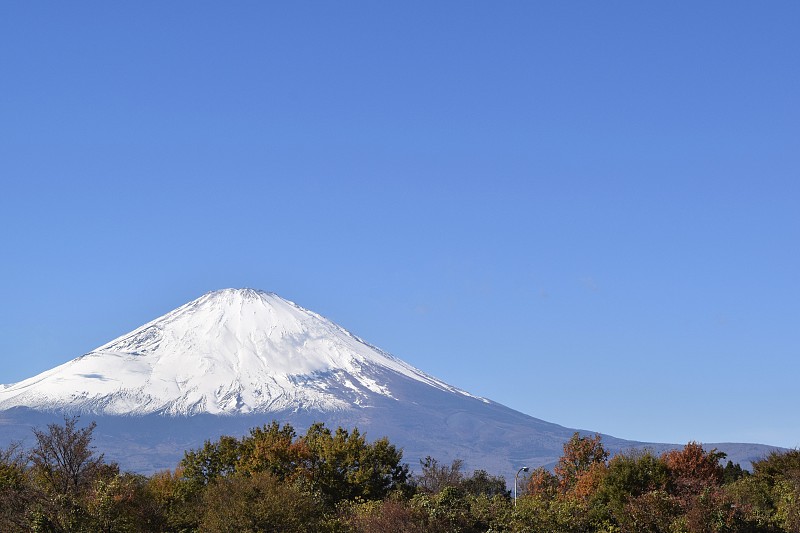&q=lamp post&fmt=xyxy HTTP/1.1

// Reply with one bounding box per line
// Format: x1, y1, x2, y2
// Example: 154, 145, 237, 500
514, 466, 529, 507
